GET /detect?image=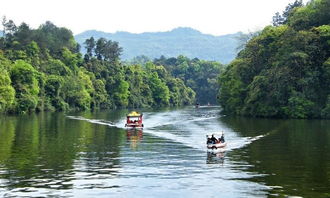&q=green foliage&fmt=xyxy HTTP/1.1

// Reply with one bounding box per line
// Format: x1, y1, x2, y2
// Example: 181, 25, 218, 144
321, 96, 330, 118
289, 0, 330, 30
154, 56, 223, 105
42, 59, 71, 76
84, 37, 122, 63
61, 75, 91, 110
113, 79, 130, 107
10, 60, 40, 113
218, 0, 330, 118
273, 0, 303, 26
148, 72, 170, 106
92, 79, 108, 108
282, 94, 314, 118
0, 65, 15, 112
0, 19, 197, 114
